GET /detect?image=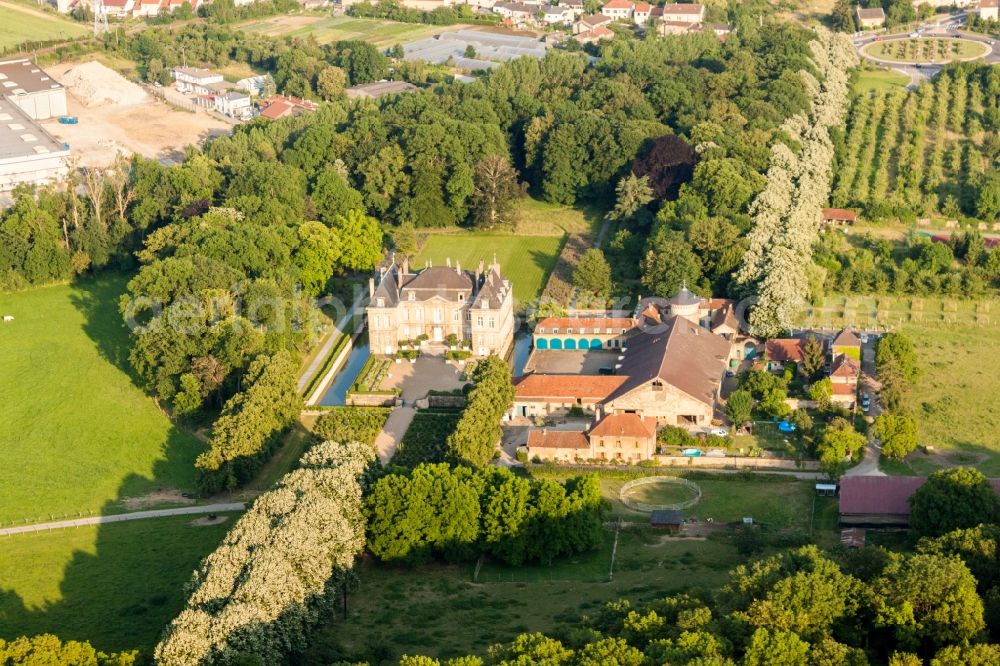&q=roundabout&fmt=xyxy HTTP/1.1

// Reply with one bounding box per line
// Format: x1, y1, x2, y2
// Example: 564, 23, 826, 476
619, 476, 702, 513
861, 37, 989, 65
